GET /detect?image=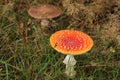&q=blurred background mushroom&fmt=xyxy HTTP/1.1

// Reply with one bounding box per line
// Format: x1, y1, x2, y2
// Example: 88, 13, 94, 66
50, 30, 93, 78
28, 4, 62, 33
